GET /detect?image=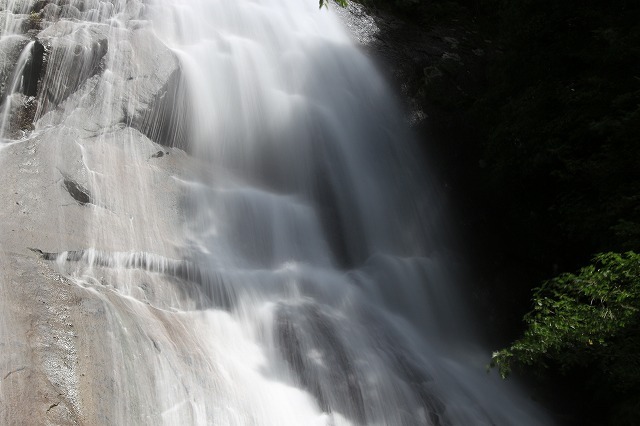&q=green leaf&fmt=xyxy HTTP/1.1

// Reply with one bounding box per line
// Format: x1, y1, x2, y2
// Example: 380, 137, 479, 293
491, 252, 640, 376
